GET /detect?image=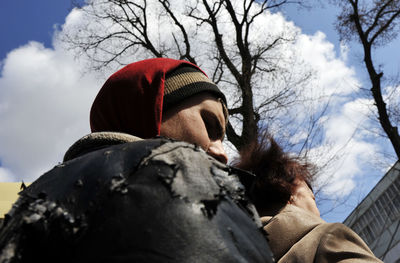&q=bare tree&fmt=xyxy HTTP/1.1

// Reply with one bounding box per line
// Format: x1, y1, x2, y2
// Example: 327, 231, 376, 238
332, 2, 400, 259
334, 0, 400, 160
62, 0, 323, 153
